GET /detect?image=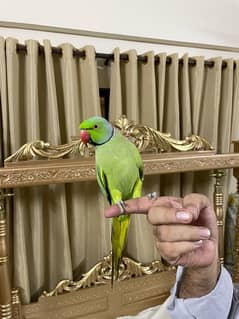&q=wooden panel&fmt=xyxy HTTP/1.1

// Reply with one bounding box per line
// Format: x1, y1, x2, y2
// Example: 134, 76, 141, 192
1, 151, 239, 188
23, 270, 175, 319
